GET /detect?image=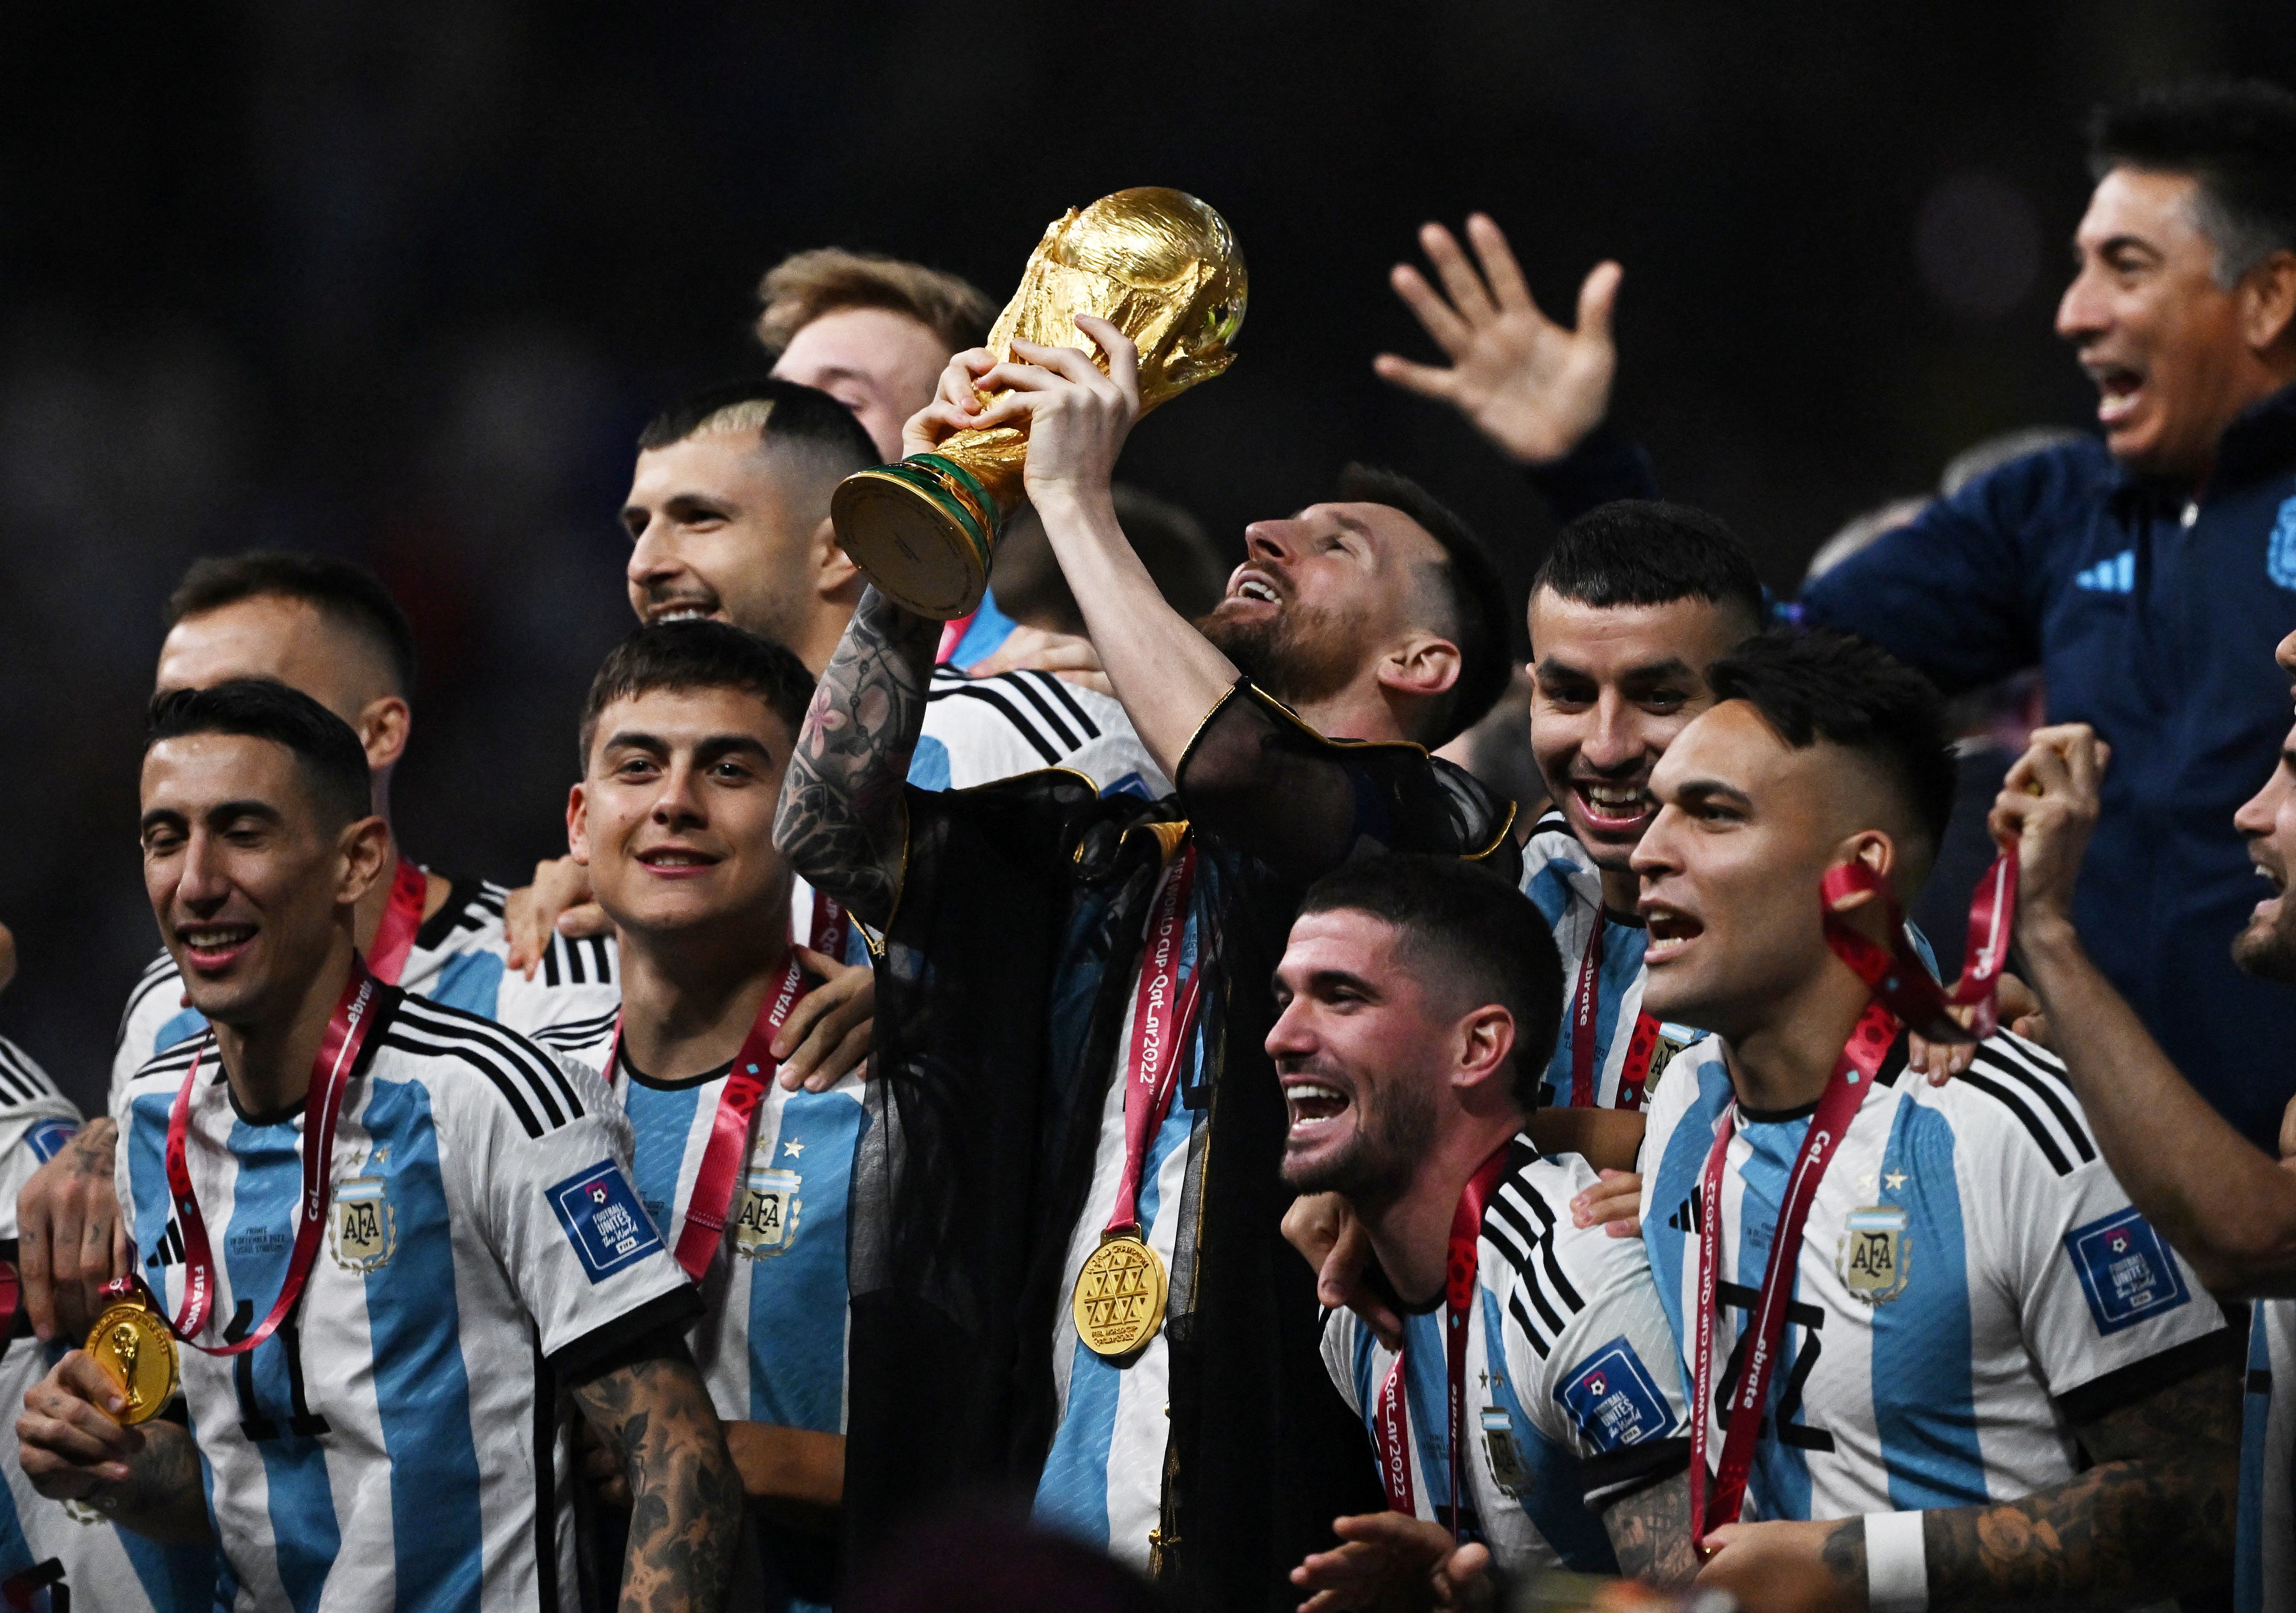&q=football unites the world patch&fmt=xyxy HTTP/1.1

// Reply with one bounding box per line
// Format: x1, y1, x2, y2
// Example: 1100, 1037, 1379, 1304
1555, 1336, 1669, 1452
548, 1161, 665, 1282
23, 1119, 75, 1164
2065, 1207, 2190, 1334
